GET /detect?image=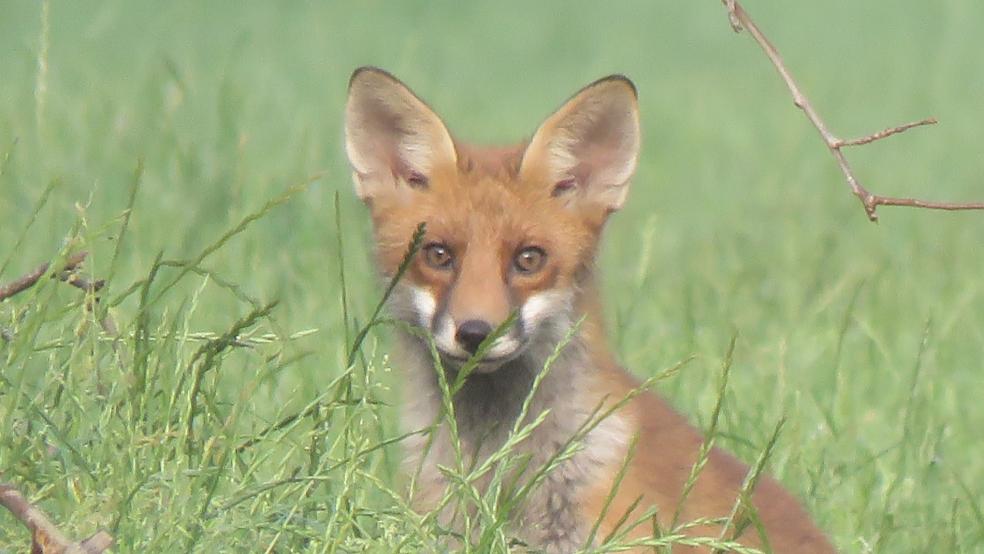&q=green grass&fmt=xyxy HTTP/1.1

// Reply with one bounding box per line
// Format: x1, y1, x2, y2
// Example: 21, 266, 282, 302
2, 0, 983, 551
